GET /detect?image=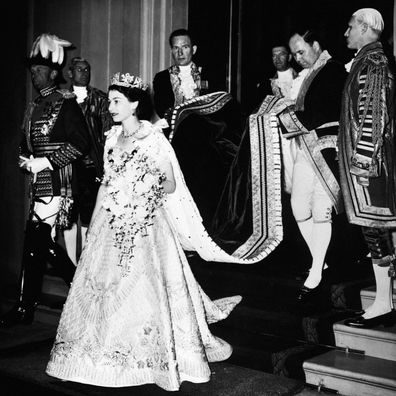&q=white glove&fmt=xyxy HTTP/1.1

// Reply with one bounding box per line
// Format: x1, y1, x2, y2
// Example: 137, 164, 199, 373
30, 33, 72, 65
22, 156, 52, 174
